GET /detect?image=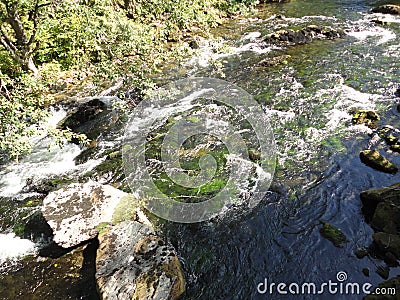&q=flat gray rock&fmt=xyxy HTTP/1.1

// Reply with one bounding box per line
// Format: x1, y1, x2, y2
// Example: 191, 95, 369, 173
41, 181, 127, 248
